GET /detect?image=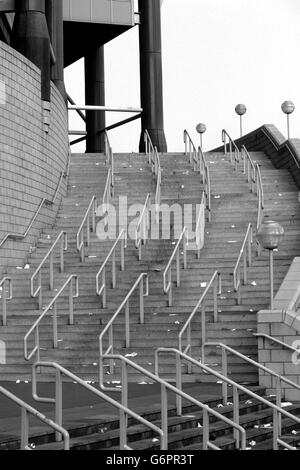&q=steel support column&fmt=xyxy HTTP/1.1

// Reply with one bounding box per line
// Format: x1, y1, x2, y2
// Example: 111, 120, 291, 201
138, 0, 167, 153
85, 47, 106, 153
